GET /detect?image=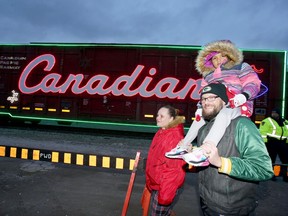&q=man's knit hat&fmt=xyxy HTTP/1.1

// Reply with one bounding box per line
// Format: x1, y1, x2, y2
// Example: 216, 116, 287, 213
201, 83, 228, 104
